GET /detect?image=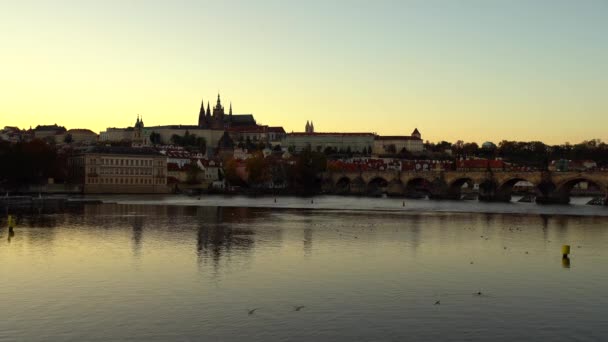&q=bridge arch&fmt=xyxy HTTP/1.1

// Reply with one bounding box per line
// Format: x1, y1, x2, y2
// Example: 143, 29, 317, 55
347, 176, 366, 195
335, 176, 351, 194
447, 177, 475, 199
367, 176, 389, 196
496, 177, 539, 201
405, 177, 433, 199
556, 177, 607, 193
553, 177, 607, 204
